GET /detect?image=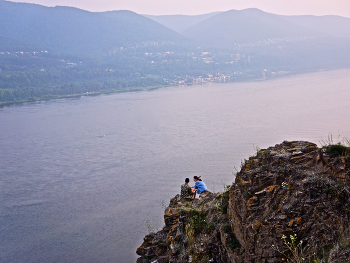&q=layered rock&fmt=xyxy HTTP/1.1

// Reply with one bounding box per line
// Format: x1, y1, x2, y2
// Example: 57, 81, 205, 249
137, 141, 350, 262
137, 191, 242, 262
229, 141, 350, 262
